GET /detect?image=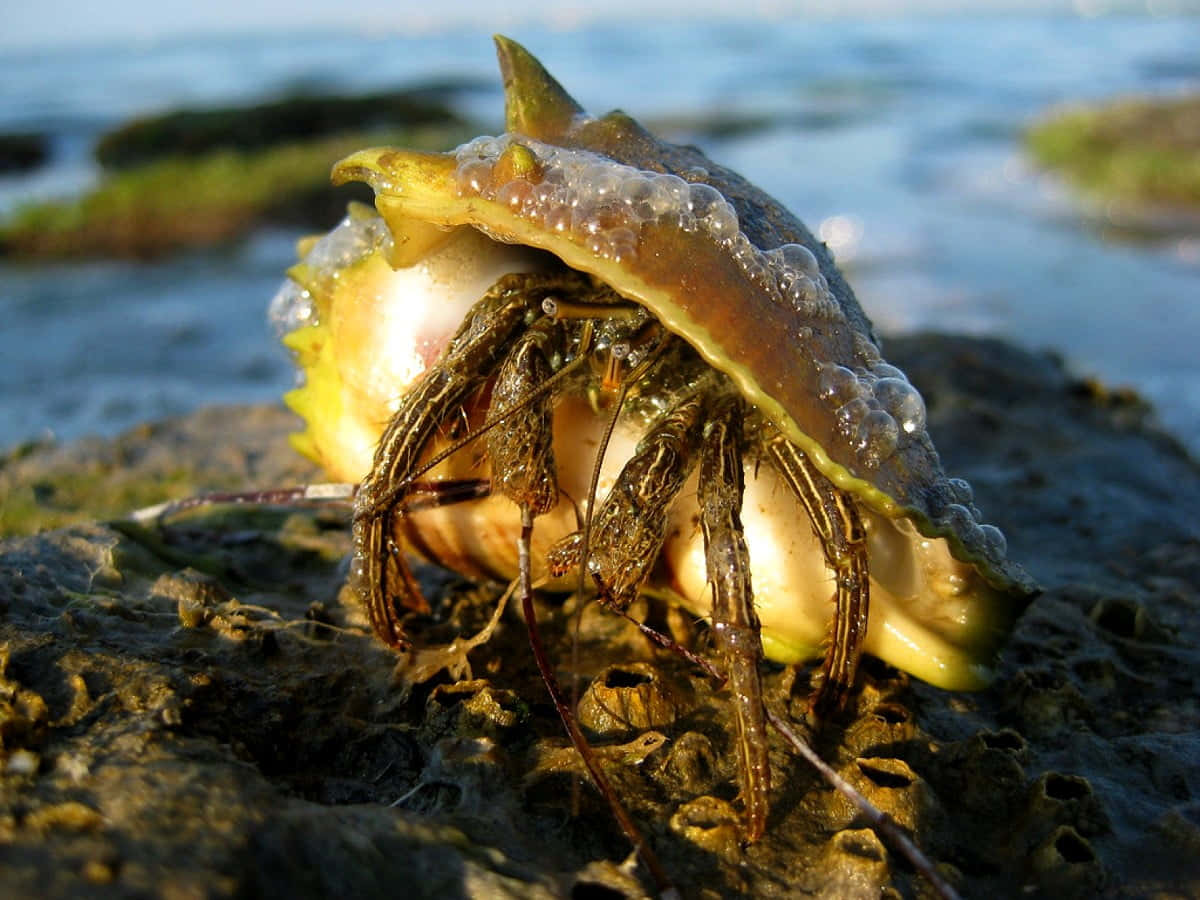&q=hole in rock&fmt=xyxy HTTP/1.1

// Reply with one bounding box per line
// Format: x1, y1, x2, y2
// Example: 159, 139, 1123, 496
872, 702, 910, 725
1093, 599, 1140, 639
603, 668, 654, 690
1044, 773, 1091, 802
981, 729, 1026, 753
572, 882, 630, 900
857, 759, 913, 789
1055, 828, 1096, 865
